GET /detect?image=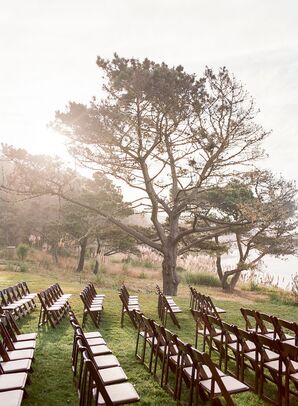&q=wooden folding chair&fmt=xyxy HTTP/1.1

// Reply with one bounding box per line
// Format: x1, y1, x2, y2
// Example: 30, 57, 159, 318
0, 323, 35, 352
119, 289, 139, 329
190, 309, 208, 351
160, 295, 181, 329
277, 340, 298, 406
1, 312, 37, 342
240, 308, 262, 333
0, 364, 28, 395
0, 340, 32, 374
186, 345, 248, 406
79, 350, 140, 405
80, 289, 102, 328
272, 316, 298, 346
